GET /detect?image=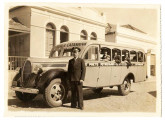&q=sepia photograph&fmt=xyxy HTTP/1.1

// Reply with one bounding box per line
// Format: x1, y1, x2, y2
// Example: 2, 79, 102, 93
3, 2, 162, 117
